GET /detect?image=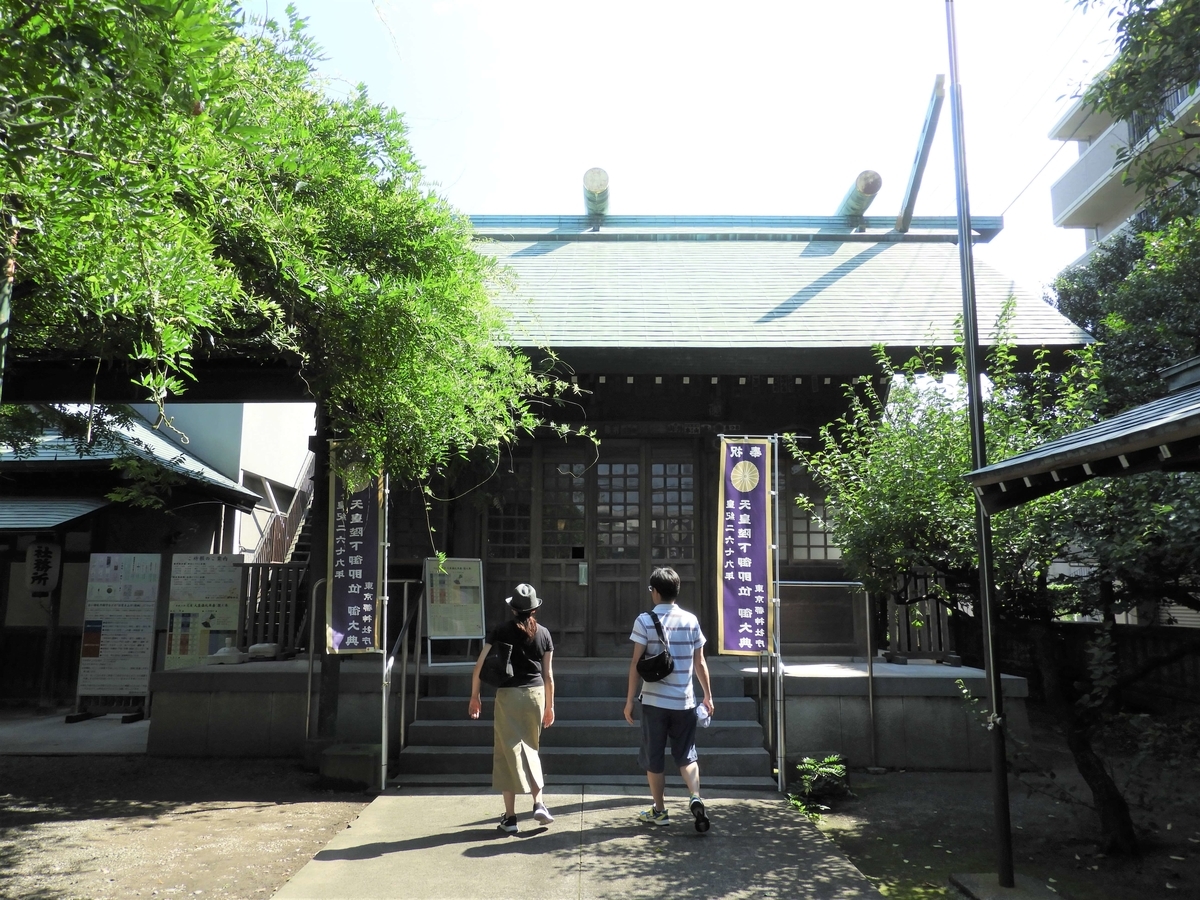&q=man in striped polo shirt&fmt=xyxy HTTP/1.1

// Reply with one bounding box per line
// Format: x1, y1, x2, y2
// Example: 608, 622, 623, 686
623, 566, 714, 832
